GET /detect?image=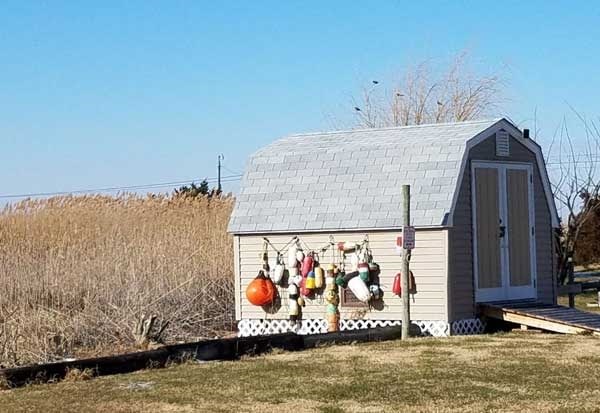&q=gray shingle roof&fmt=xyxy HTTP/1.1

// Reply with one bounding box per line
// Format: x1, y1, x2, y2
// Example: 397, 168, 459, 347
229, 119, 501, 233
